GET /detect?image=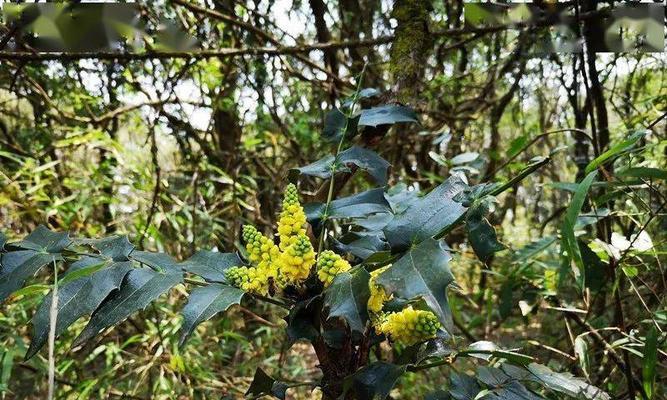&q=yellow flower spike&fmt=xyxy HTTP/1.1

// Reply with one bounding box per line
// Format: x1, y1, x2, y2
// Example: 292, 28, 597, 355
225, 266, 271, 296
367, 265, 392, 313
241, 224, 280, 280
277, 184, 307, 251
317, 250, 351, 287
376, 306, 441, 346
277, 234, 316, 284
